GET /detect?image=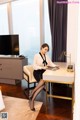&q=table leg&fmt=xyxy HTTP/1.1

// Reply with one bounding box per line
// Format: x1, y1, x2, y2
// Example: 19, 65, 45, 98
48, 82, 50, 94
72, 83, 74, 113
45, 82, 48, 111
